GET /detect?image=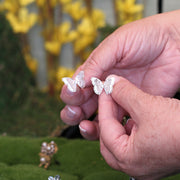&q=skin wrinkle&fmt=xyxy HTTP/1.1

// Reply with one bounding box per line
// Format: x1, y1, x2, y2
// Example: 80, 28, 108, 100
113, 134, 129, 161
83, 55, 103, 83
121, 28, 149, 66
147, 61, 180, 96
113, 81, 143, 119
60, 86, 93, 106
100, 138, 120, 170
139, 63, 152, 91
117, 55, 179, 96
81, 94, 98, 119
125, 20, 167, 69
112, 28, 125, 65
168, 23, 180, 53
